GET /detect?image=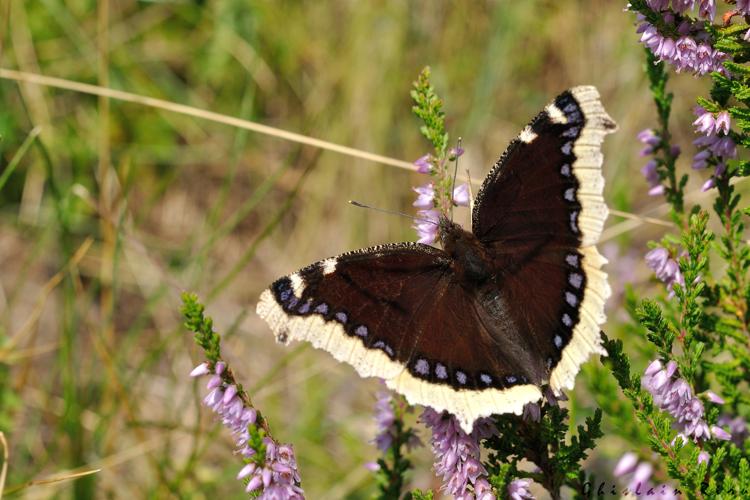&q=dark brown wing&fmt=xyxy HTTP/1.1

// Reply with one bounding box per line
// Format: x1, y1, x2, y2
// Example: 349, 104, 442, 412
256, 242, 543, 432
470, 86, 615, 394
